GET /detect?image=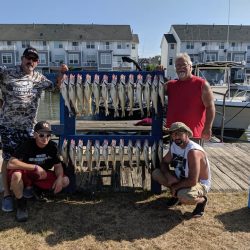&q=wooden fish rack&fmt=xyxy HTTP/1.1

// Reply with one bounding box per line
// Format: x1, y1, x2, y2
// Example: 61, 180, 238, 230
52, 70, 164, 194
